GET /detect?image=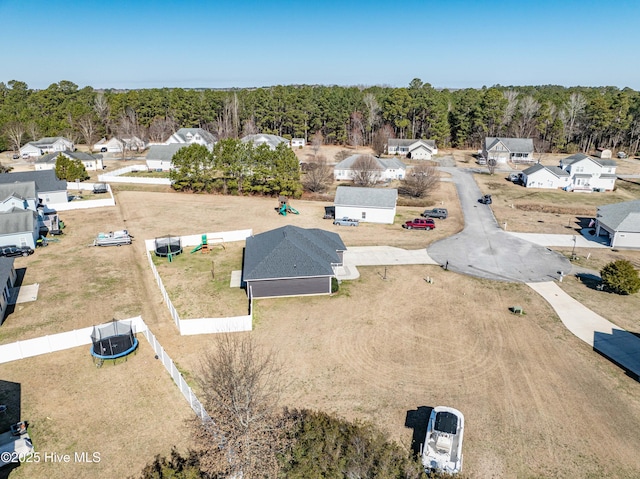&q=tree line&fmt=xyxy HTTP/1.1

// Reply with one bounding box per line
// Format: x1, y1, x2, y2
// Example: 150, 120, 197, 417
2, 79, 640, 155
